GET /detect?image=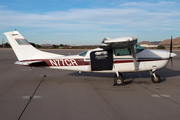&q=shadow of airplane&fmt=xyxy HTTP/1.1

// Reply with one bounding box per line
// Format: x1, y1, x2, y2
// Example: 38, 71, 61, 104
68, 50, 179, 82
68, 67, 180, 84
